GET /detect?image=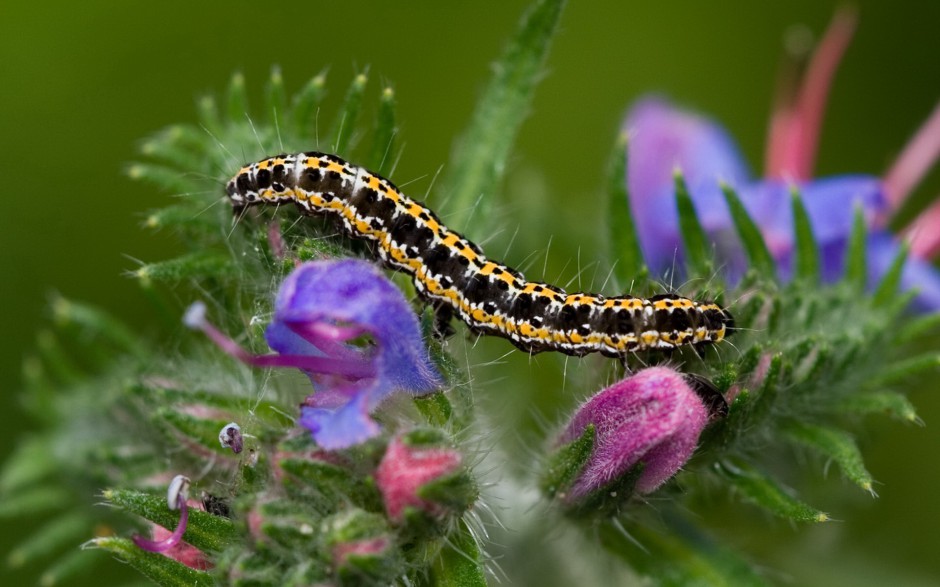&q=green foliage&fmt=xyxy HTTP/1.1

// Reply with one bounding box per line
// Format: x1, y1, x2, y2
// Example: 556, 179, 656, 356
2, 0, 935, 585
